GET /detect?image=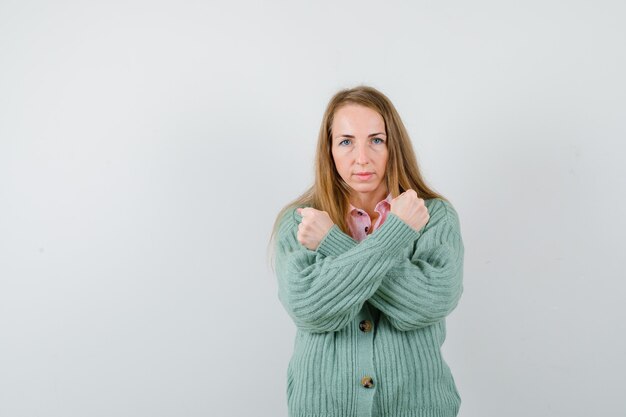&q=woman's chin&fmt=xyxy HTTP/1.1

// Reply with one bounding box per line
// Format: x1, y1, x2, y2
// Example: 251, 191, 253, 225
348, 183, 382, 194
